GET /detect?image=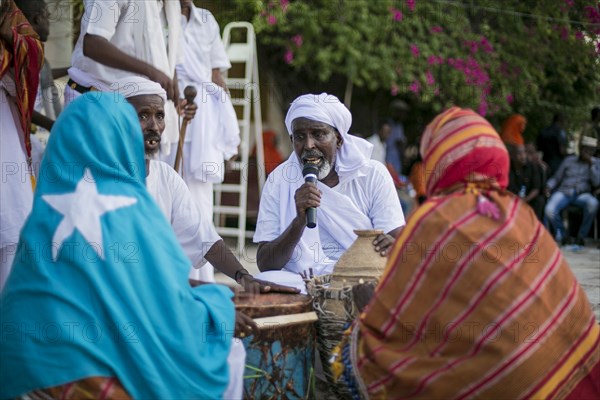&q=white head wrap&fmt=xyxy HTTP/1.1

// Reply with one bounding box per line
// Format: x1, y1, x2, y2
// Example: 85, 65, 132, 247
94, 76, 167, 103
581, 136, 598, 148
284, 93, 373, 181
